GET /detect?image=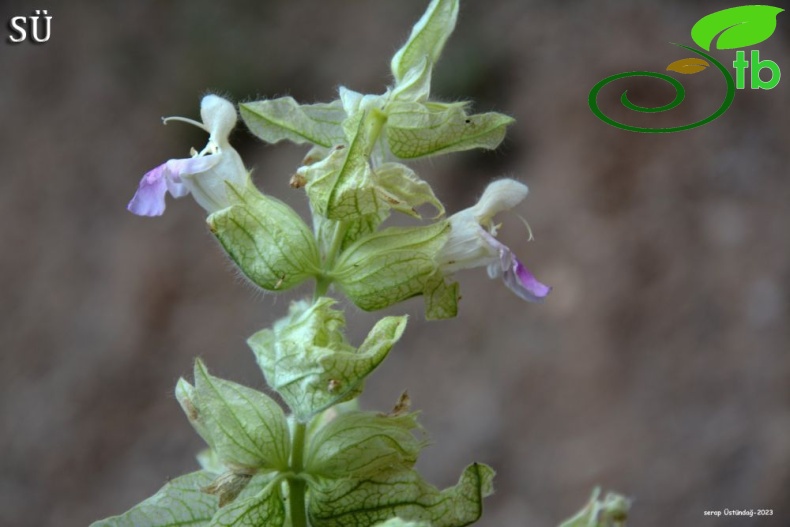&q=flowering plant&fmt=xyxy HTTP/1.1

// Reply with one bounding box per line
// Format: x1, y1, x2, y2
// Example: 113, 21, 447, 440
95, 1, 626, 526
